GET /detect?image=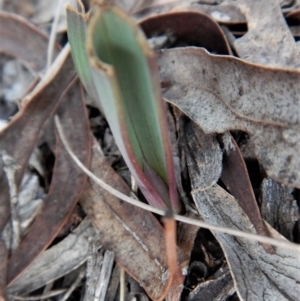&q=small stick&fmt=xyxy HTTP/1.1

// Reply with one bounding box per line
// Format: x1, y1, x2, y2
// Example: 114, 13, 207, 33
8, 289, 67, 301
60, 268, 85, 301
95, 250, 115, 301
120, 268, 125, 301
84, 238, 102, 301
